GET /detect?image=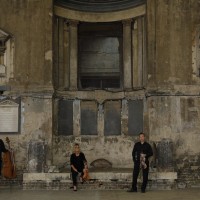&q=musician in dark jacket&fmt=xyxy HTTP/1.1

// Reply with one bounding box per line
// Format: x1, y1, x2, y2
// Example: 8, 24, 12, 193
0, 139, 7, 176
70, 143, 87, 191
128, 132, 153, 193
